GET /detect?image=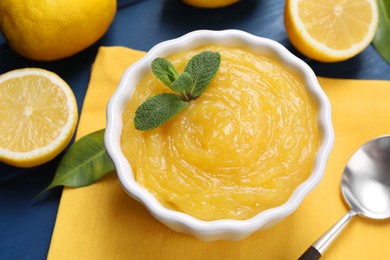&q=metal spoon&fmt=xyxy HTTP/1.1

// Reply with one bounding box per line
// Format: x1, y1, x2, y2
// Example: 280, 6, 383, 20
299, 135, 390, 259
